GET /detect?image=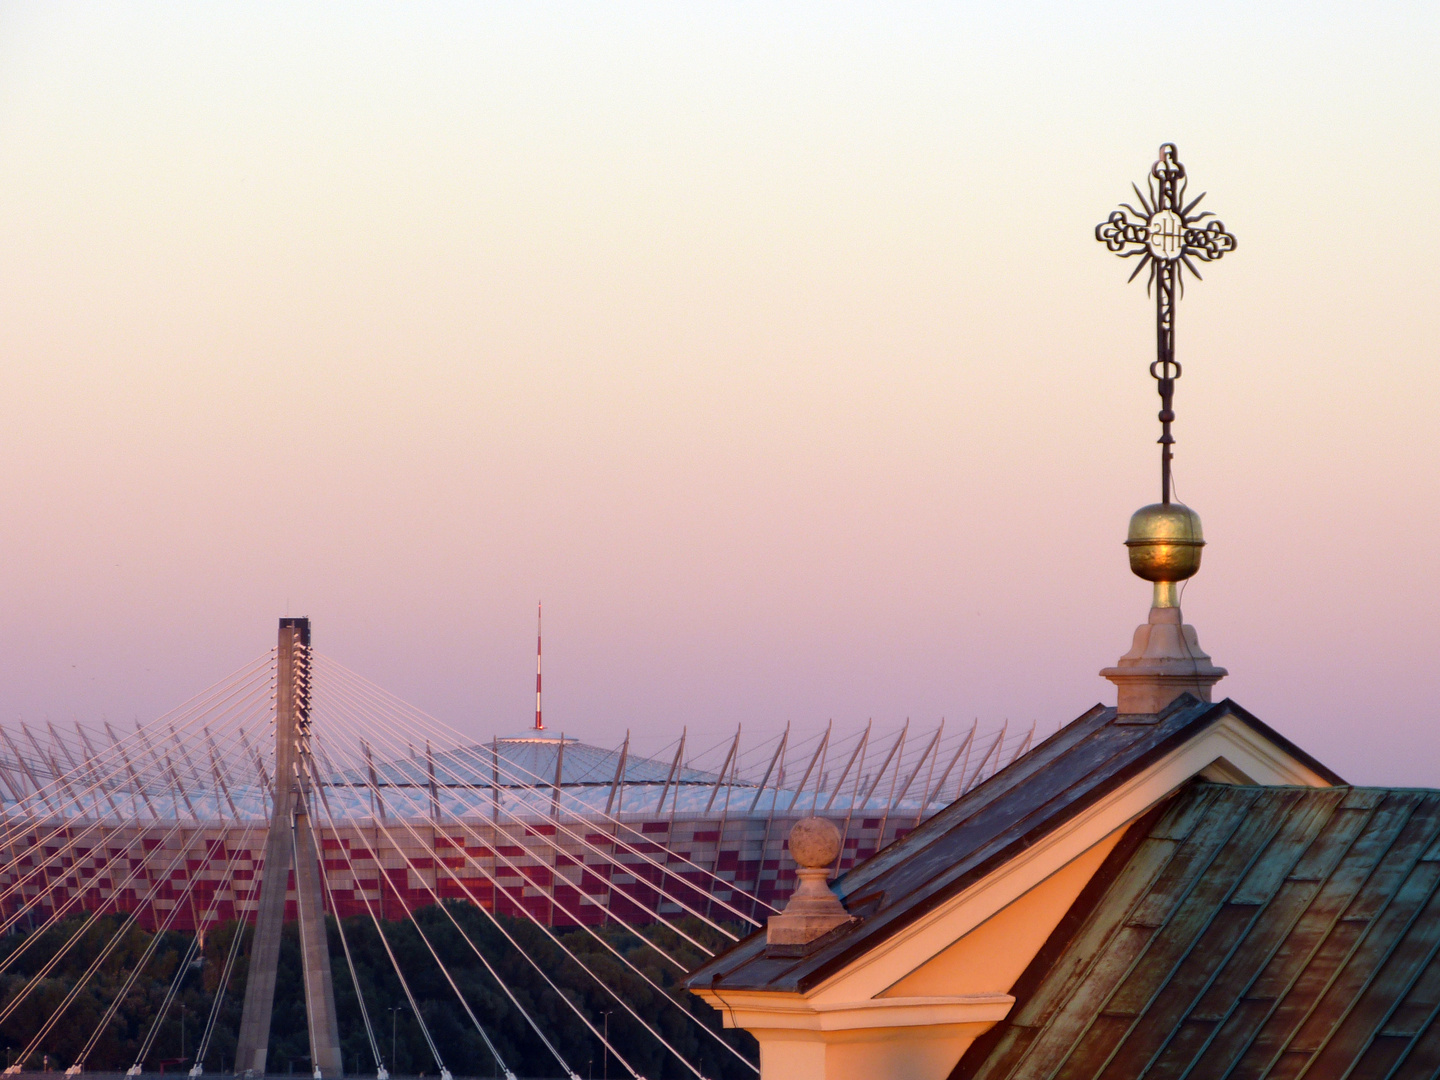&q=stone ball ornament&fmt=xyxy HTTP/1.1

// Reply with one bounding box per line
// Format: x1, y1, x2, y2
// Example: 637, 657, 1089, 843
789, 817, 842, 870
